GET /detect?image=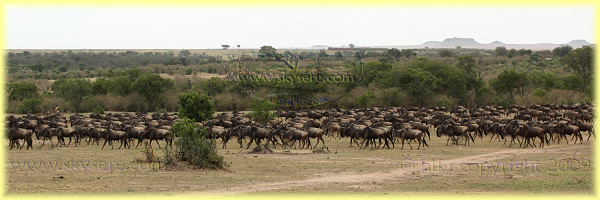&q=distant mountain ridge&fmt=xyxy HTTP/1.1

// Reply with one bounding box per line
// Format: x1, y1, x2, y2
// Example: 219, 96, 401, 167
362, 37, 593, 50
